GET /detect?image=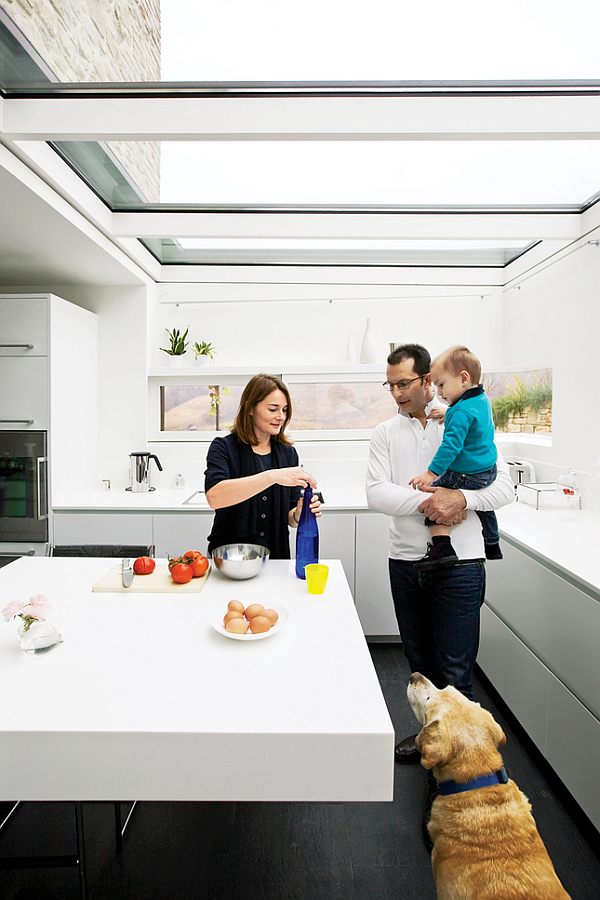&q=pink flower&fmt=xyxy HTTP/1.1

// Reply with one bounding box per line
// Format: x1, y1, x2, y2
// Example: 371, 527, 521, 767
27, 594, 51, 612
20, 595, 52, 621
2, 599, 25, 622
